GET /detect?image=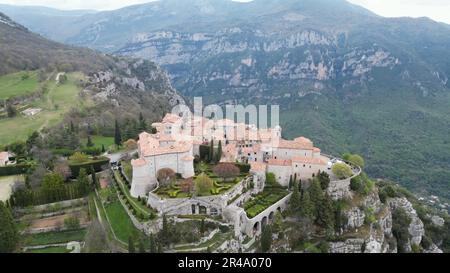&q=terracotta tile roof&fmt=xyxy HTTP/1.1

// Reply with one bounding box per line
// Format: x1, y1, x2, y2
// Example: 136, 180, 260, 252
182, 155, 195, 161
138, 132, 192, 157
267, 158, 292, 166
0, 152, 9, 161
162, 113, 182, 123
250, 162, 267, 172
292, 156, 327, 165
131, 158, 147, 167
275, 139, 315, 150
